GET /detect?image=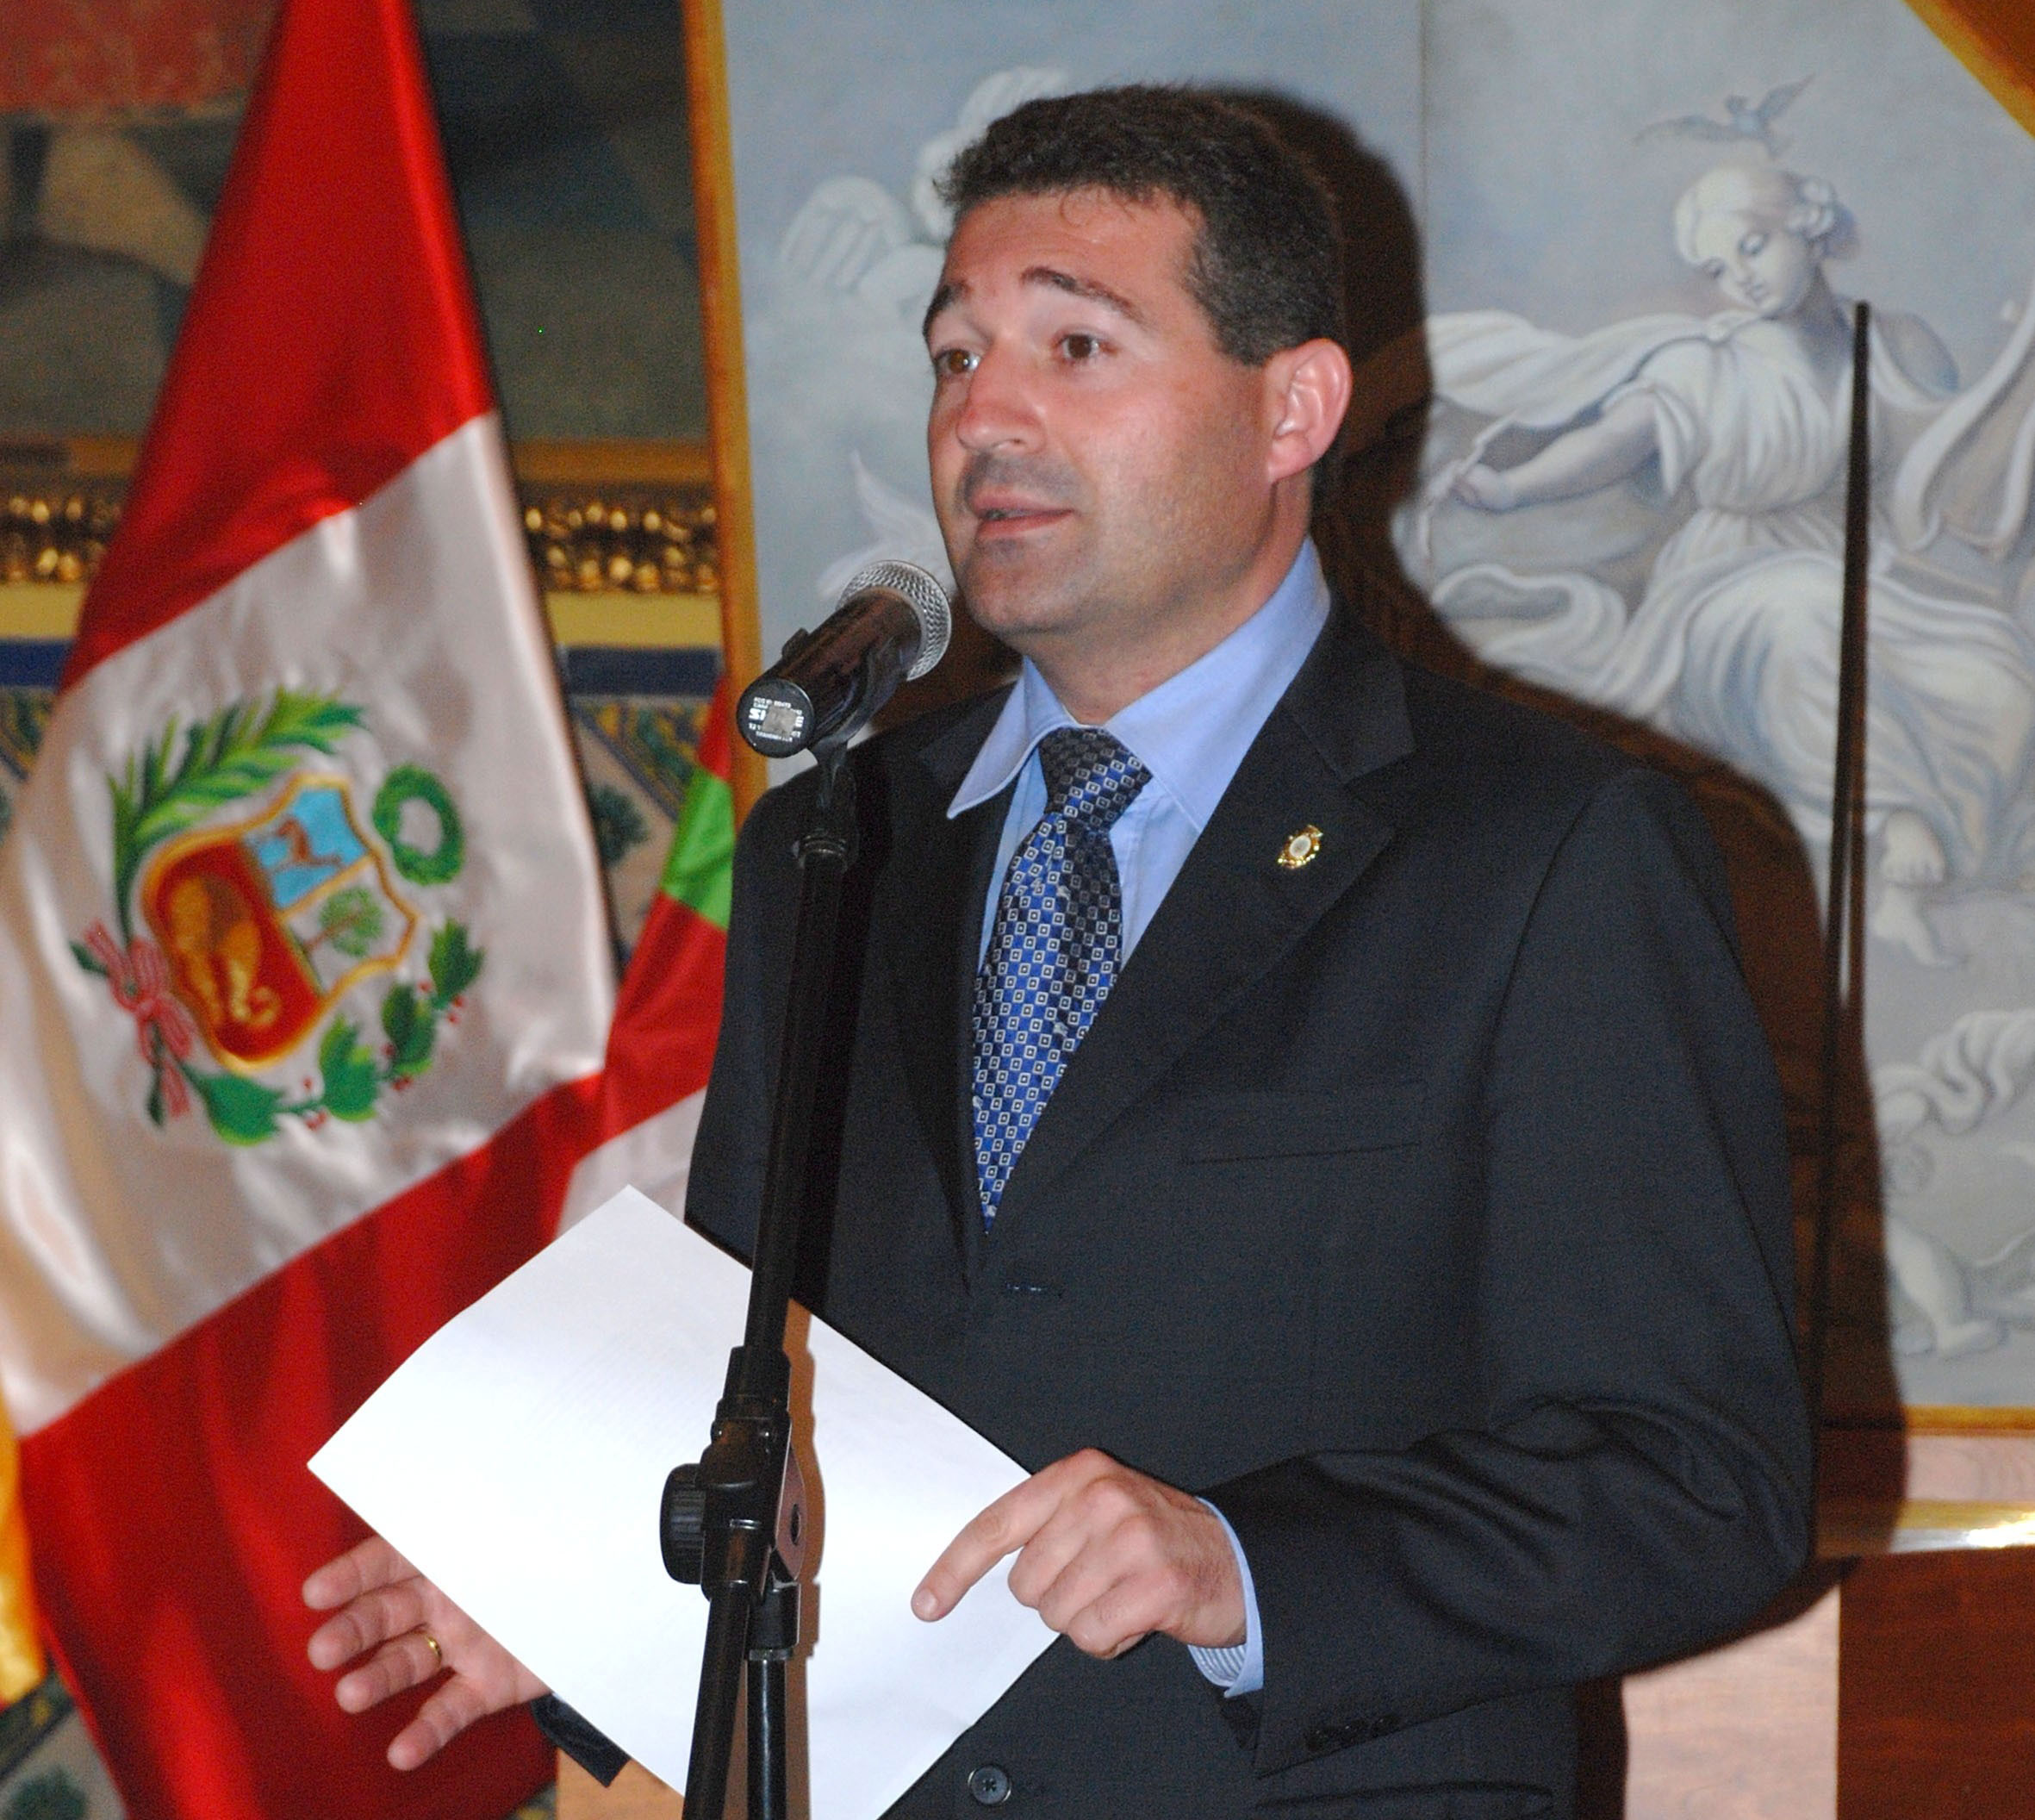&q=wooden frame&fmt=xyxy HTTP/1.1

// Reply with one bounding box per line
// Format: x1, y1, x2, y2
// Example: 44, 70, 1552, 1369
679, 0, 767, 817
